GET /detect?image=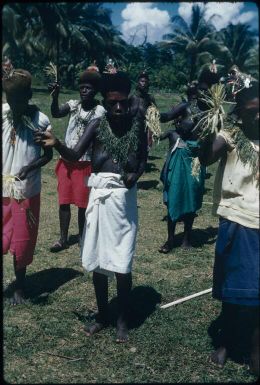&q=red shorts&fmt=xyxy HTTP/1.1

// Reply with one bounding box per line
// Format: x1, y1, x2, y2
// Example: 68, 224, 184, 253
2, 194, 40, 270
55, 159, 92, 208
